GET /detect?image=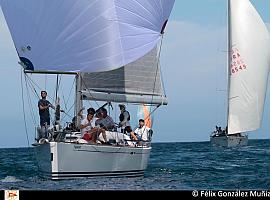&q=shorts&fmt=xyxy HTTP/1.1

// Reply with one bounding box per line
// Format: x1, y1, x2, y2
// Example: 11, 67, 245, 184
136, 135, 142, 141
82, 133, 92, 141
40, 117, 50, 126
